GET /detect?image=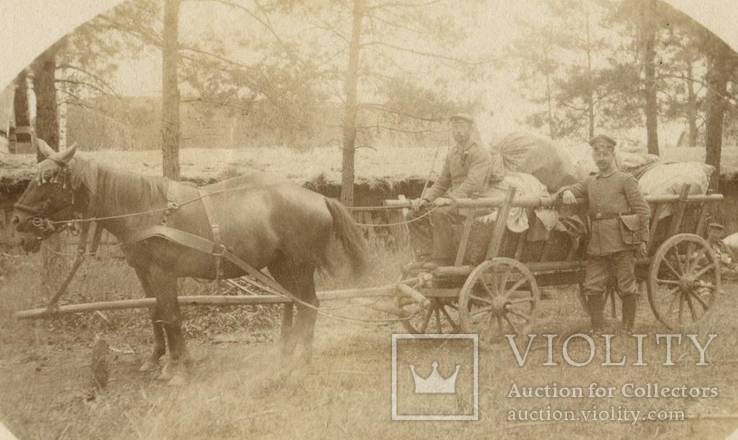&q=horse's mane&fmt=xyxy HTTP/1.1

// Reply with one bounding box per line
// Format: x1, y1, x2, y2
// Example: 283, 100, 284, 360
69, 156, 168, 222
